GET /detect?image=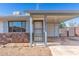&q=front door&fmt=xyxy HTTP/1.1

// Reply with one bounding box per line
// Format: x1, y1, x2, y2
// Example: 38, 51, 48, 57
33, 20, 43, 42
